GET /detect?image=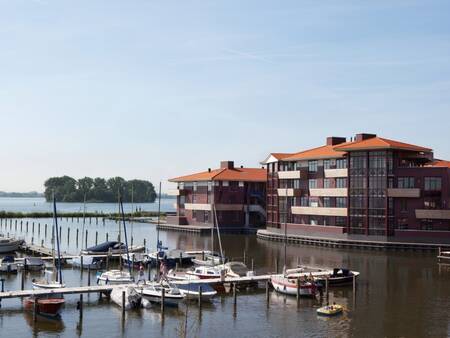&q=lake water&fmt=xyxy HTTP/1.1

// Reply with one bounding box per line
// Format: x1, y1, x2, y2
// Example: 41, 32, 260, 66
0, 197, 176, 214
0, 215, 449, 337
